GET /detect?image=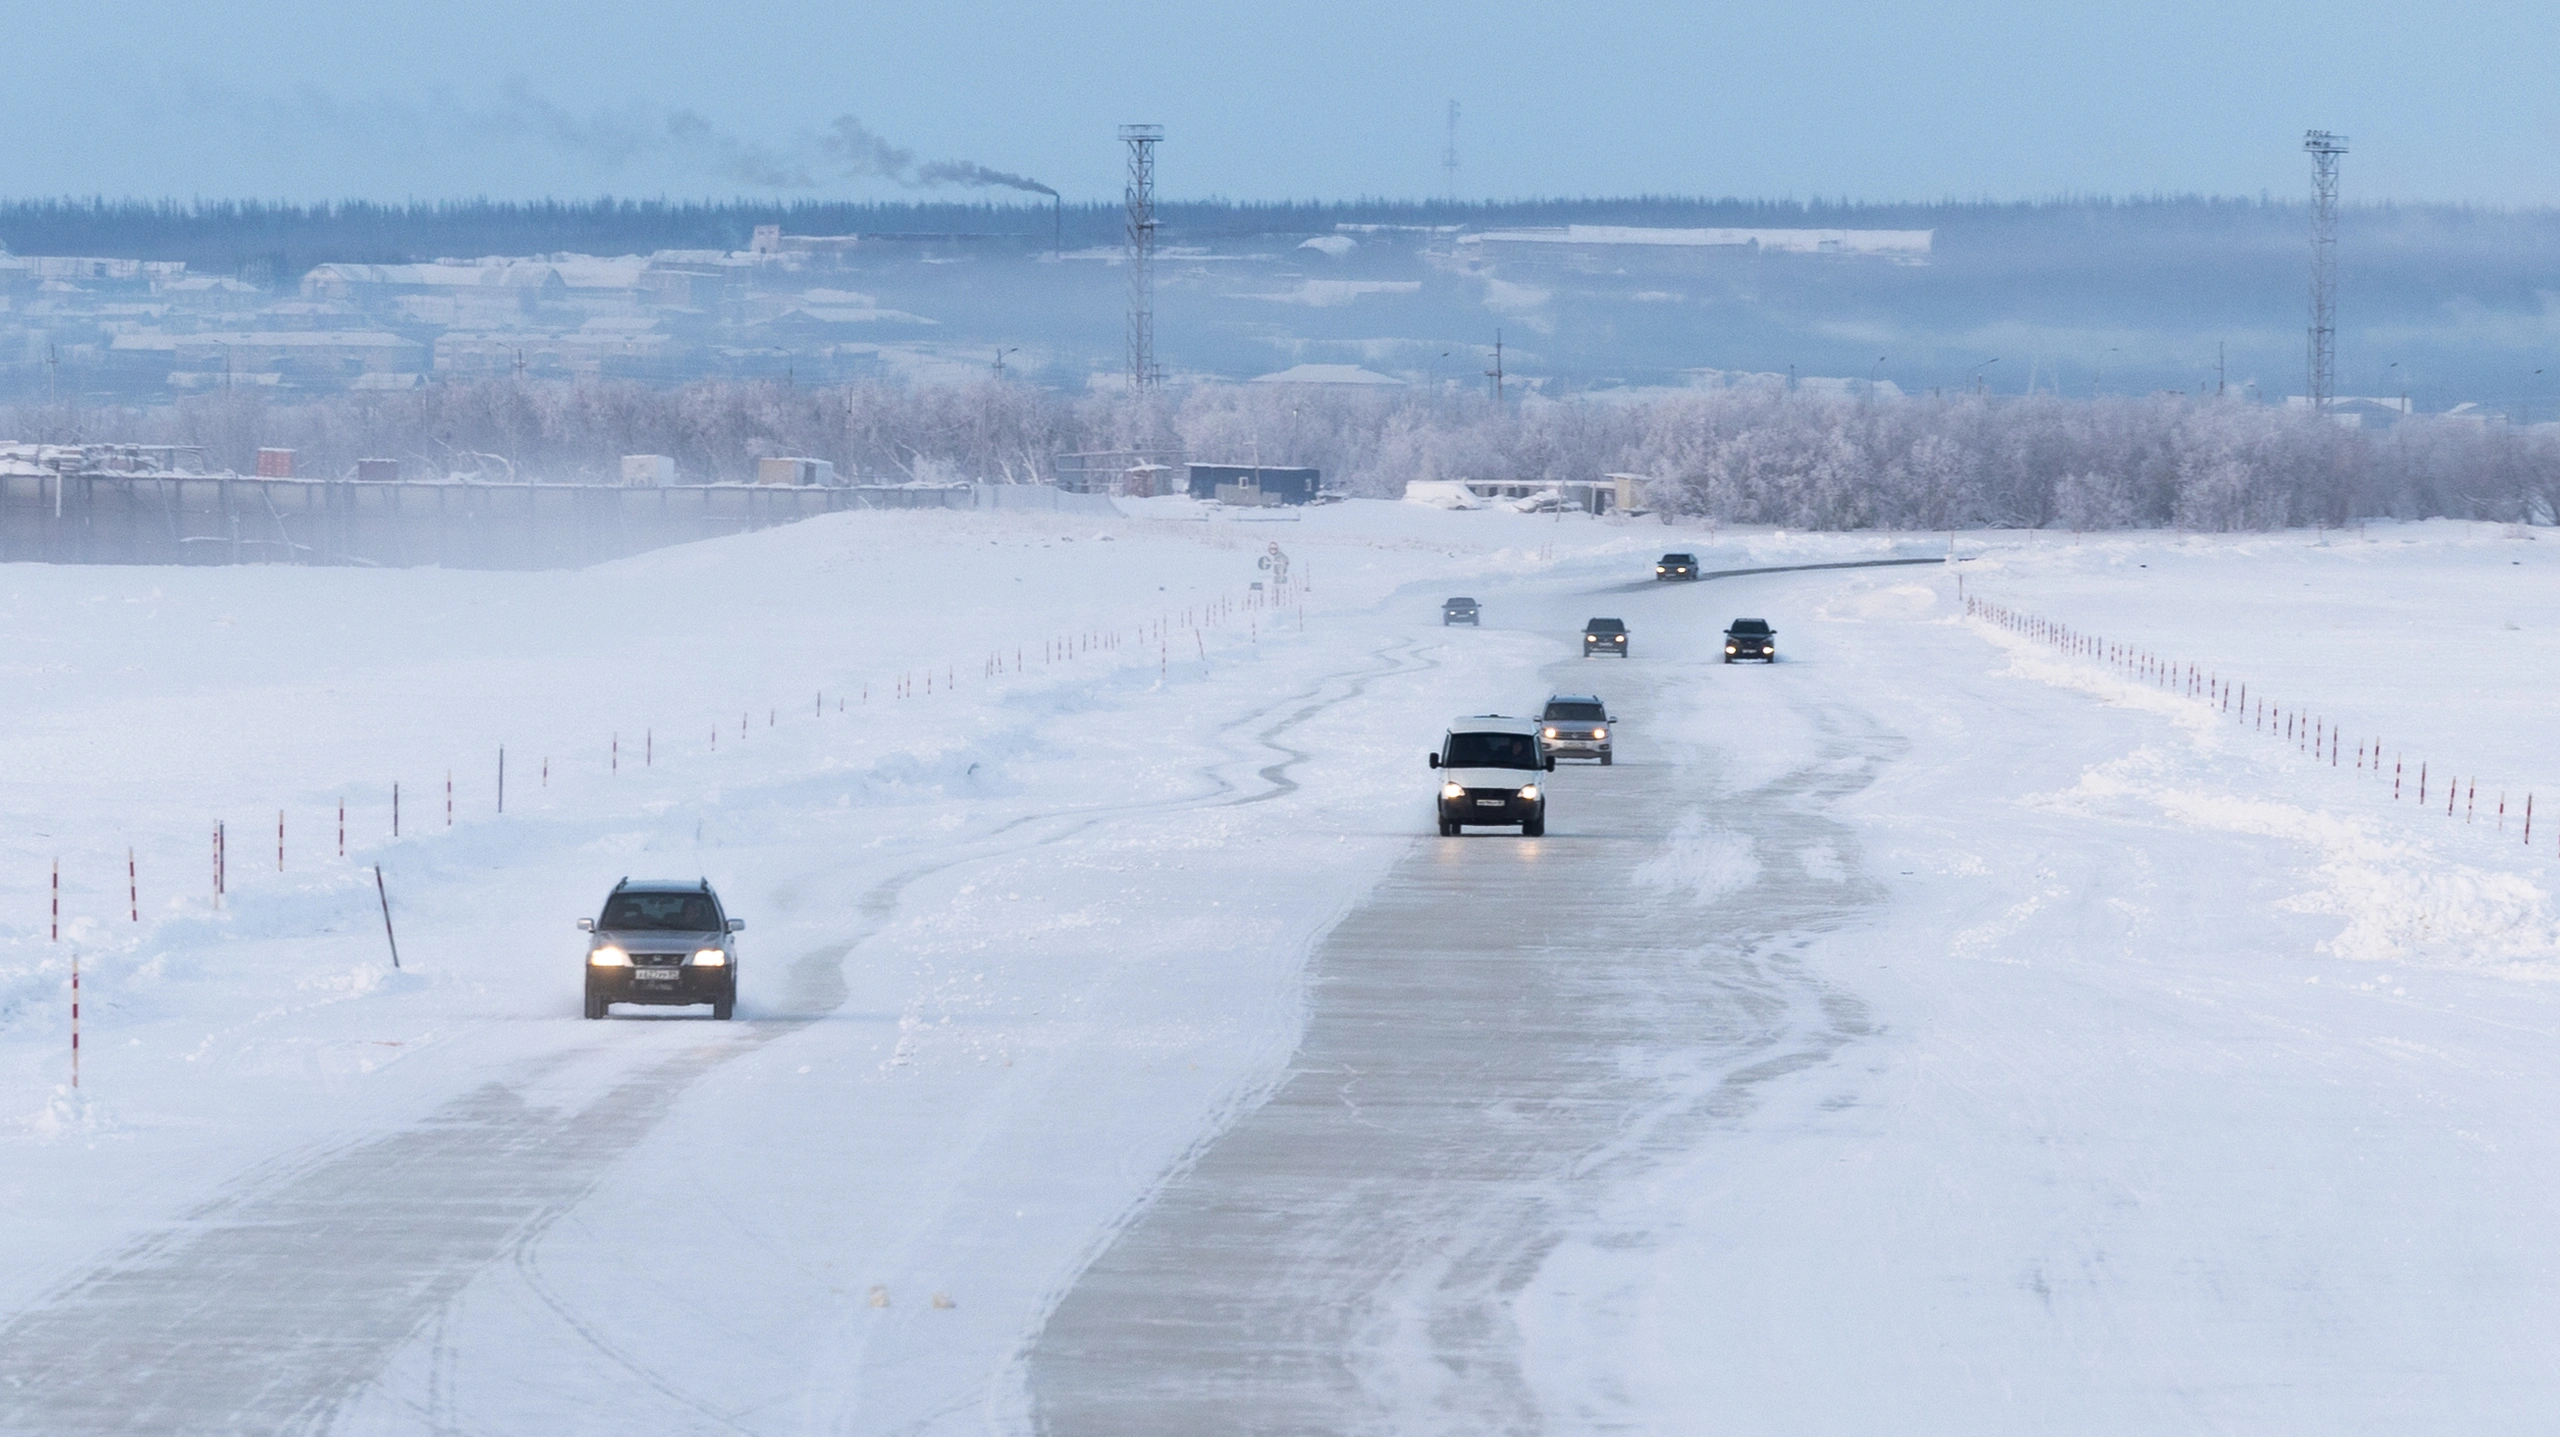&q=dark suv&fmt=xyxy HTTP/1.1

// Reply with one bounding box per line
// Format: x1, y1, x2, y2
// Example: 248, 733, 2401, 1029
580, 878, 743, 1020
1724, 618, 1777, 663
1442, 596, 1481, 626
1583, 617, 1630, 657
1655, 553, 1701, 580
